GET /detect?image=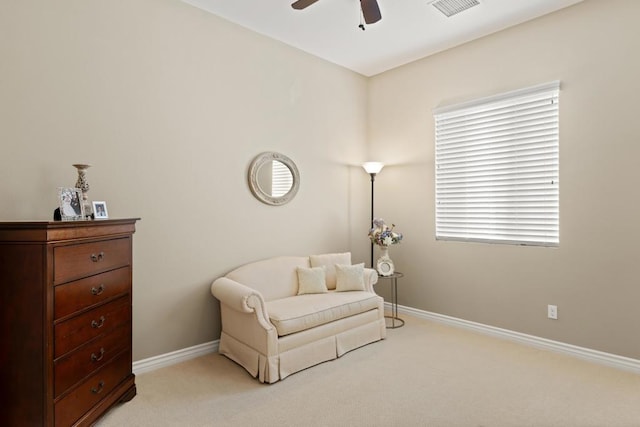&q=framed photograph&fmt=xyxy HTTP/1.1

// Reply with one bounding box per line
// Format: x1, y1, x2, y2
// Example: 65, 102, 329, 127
92, 201, 109, 219
58, 187, 85, 221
